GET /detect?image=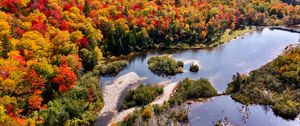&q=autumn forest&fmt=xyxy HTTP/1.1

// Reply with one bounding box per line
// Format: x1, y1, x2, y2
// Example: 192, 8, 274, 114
0, 0, 299, 126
